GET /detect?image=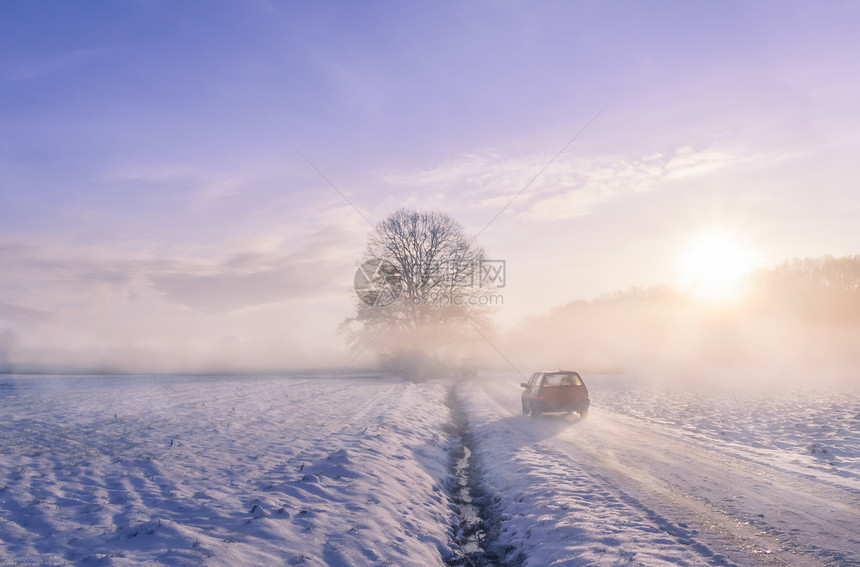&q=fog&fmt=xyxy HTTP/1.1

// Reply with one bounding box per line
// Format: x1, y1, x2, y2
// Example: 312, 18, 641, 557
494, 258, 860, 389
0, 230, 364, 375
2, 240, 858, 386
336, 255, 860, 389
